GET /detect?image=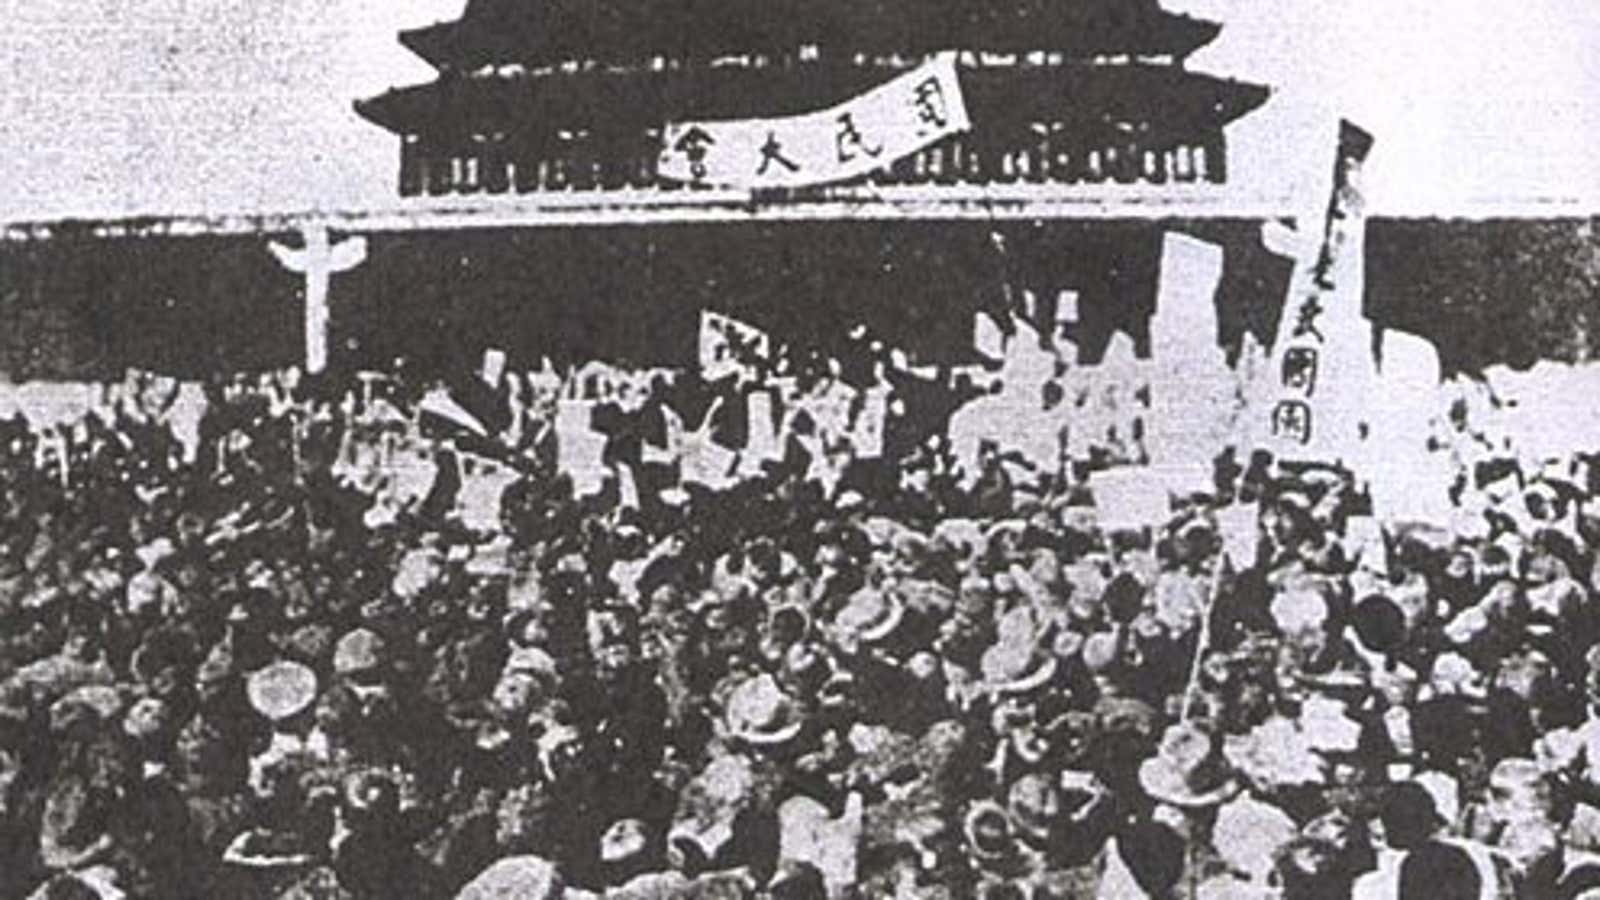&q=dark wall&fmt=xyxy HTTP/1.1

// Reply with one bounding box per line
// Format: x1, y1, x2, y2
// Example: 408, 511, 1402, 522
4, 217, 1589, 382
0, 231, 301, 380
1366, 218, 1600, 374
